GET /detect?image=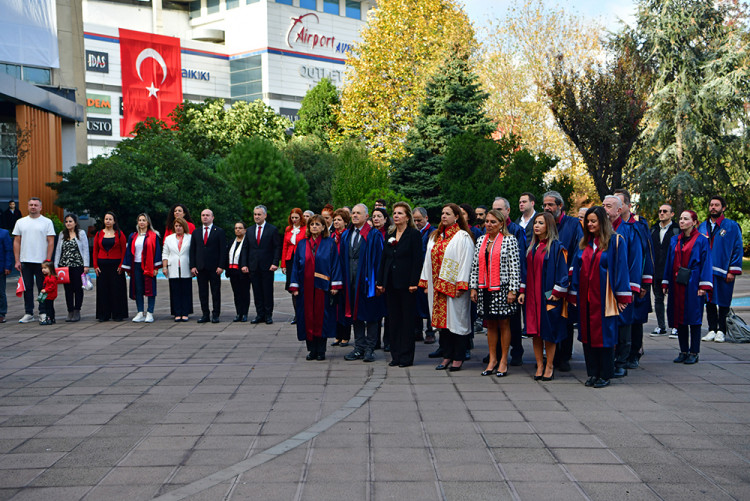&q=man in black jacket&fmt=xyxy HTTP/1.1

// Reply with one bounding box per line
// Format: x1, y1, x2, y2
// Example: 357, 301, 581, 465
650, 204, 679, 337
190, 209, 227, 323
247, 205, 282, 324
